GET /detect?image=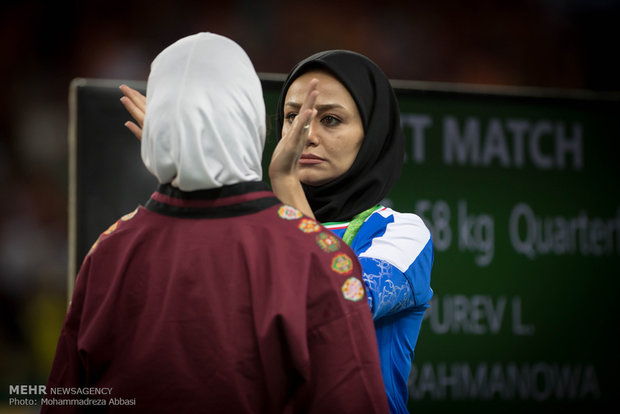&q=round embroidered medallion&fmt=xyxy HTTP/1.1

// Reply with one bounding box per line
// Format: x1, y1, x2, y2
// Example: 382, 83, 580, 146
298, 218, 321, 233
341, 277, 364, 302
277, 205, 303, 220
331, 253, 353, 274
121, 208, 138, 221
103, 221, 118, 235
317, 232, 341, 252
